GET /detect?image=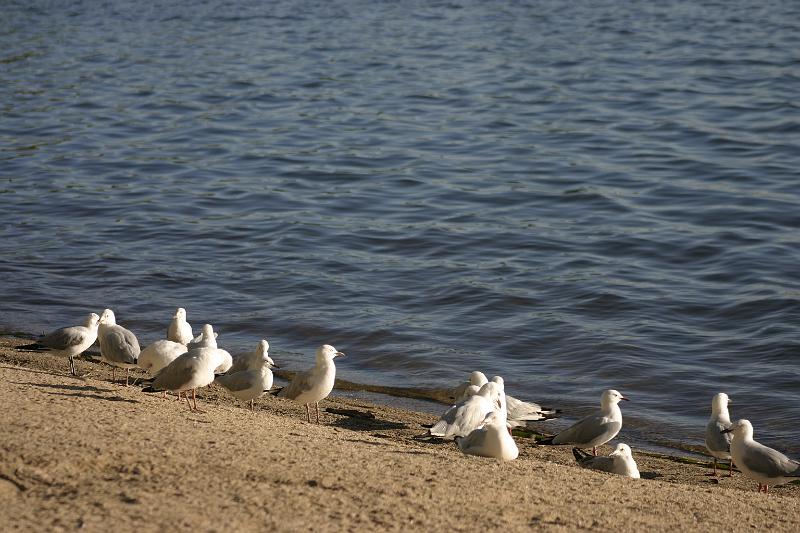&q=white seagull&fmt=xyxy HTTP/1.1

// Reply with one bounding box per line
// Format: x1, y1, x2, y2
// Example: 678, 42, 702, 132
275, 344, 344, 423
98, 309, 141, 385
429, 382, 502, 439
229, 339, 274, 375
216, 346, 277, 410
452, 371, 557, 427
143, 347, 227, 411
573, 443, 640, 478
19, 312, 100, 376
723, 419, 800, 493
455, 410, 519, 461
705, 392, 734, 477
186, 323, 218, 349
539, 389, 628, 455
167, 307, 194, 345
